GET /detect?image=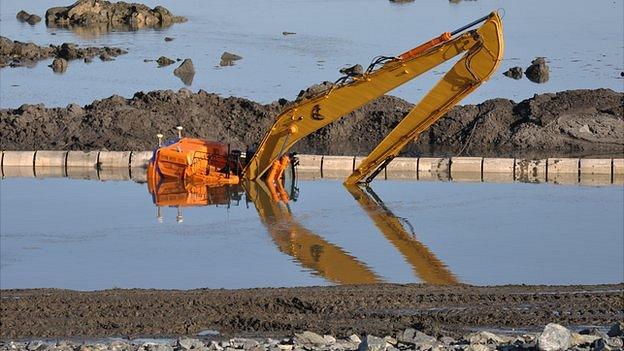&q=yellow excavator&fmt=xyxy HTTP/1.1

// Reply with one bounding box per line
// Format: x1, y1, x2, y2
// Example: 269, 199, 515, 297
147, 11, 504, 191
